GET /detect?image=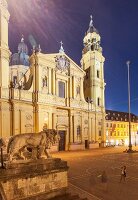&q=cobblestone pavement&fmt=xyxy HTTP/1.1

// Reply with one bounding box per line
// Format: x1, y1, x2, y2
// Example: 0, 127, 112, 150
52, 146, 138, 200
